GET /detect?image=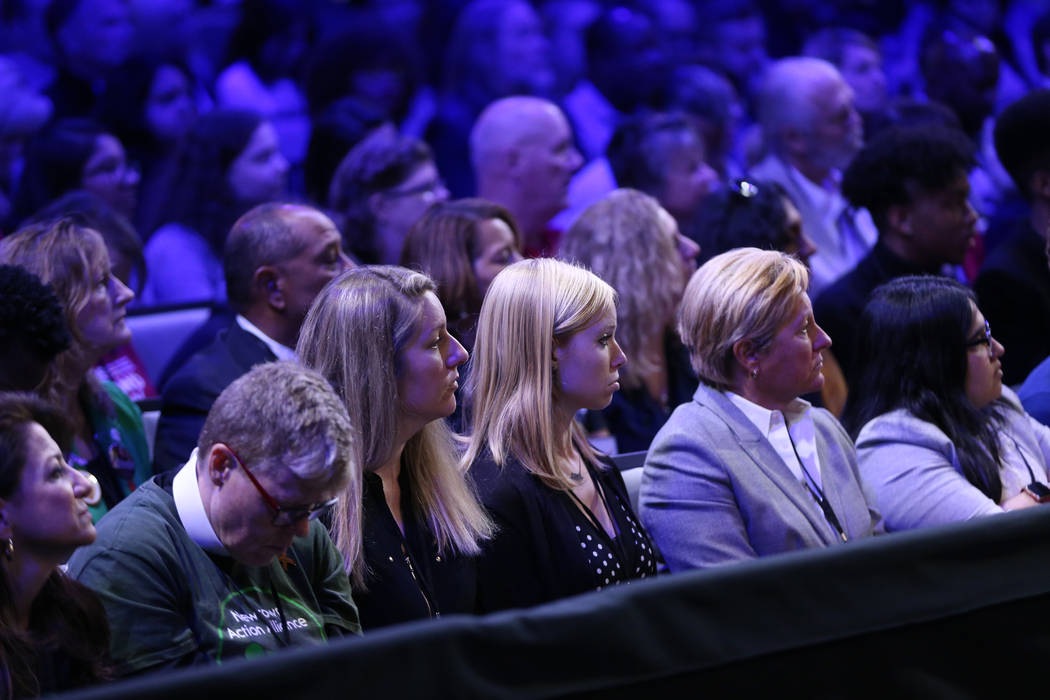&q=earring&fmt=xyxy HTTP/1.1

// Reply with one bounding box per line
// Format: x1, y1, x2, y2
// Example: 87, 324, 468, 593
4, 538, 13, 561
750, 367, 759, 379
